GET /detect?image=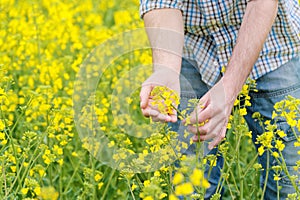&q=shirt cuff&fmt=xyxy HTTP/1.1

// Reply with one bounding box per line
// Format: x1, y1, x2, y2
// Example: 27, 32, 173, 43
139, 0, 184, 19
